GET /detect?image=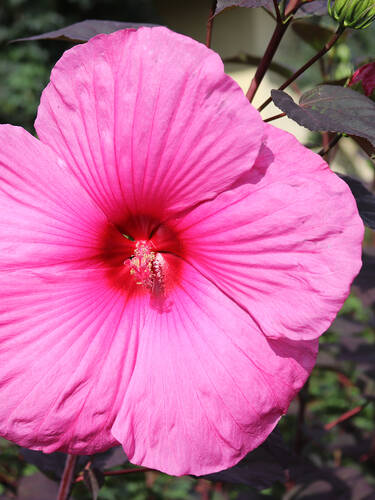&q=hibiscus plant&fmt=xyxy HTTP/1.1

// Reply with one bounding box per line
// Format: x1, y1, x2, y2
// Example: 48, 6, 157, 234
0, 1, 375, 499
